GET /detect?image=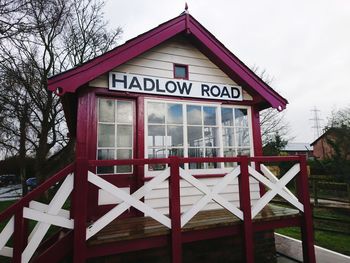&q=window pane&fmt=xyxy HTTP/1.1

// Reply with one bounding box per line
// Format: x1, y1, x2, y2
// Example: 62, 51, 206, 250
222, 127, 235, 147
204, 127, 218, 147
167, 126, 183, 147
223, 148, 237, 167
168, 148, 184, 157
187, 126, 203, 147
117, 101, 132, 123
203, 106, 217, 125
148, 125, 165, 147
237, 148, 250, 156
221, 108, 233, 126
237, 128, 250, 147
188, 148, 204, 169
98, 124, 115, 147
148, 148, 166, 171
167, 103, 183, 124
206, 148, 219, 168
97, 149, 115, 174
174, 65, 187, 79
99, 99, 115, 122
148, 102, 165, 123
187, 105, 202, 125
116, 149, 132, 173
117, 125, 132, 147
235, 108, 248, 127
